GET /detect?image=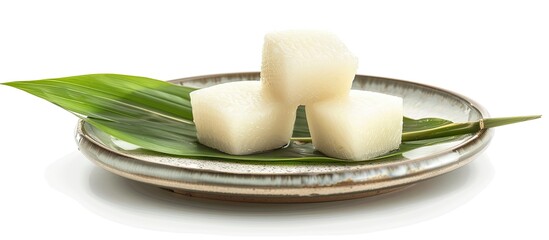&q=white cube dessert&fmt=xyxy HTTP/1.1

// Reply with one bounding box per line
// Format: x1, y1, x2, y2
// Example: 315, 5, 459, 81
261, 30, 358, 106
306, 90, 403, 160
190, 81, 297, 155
